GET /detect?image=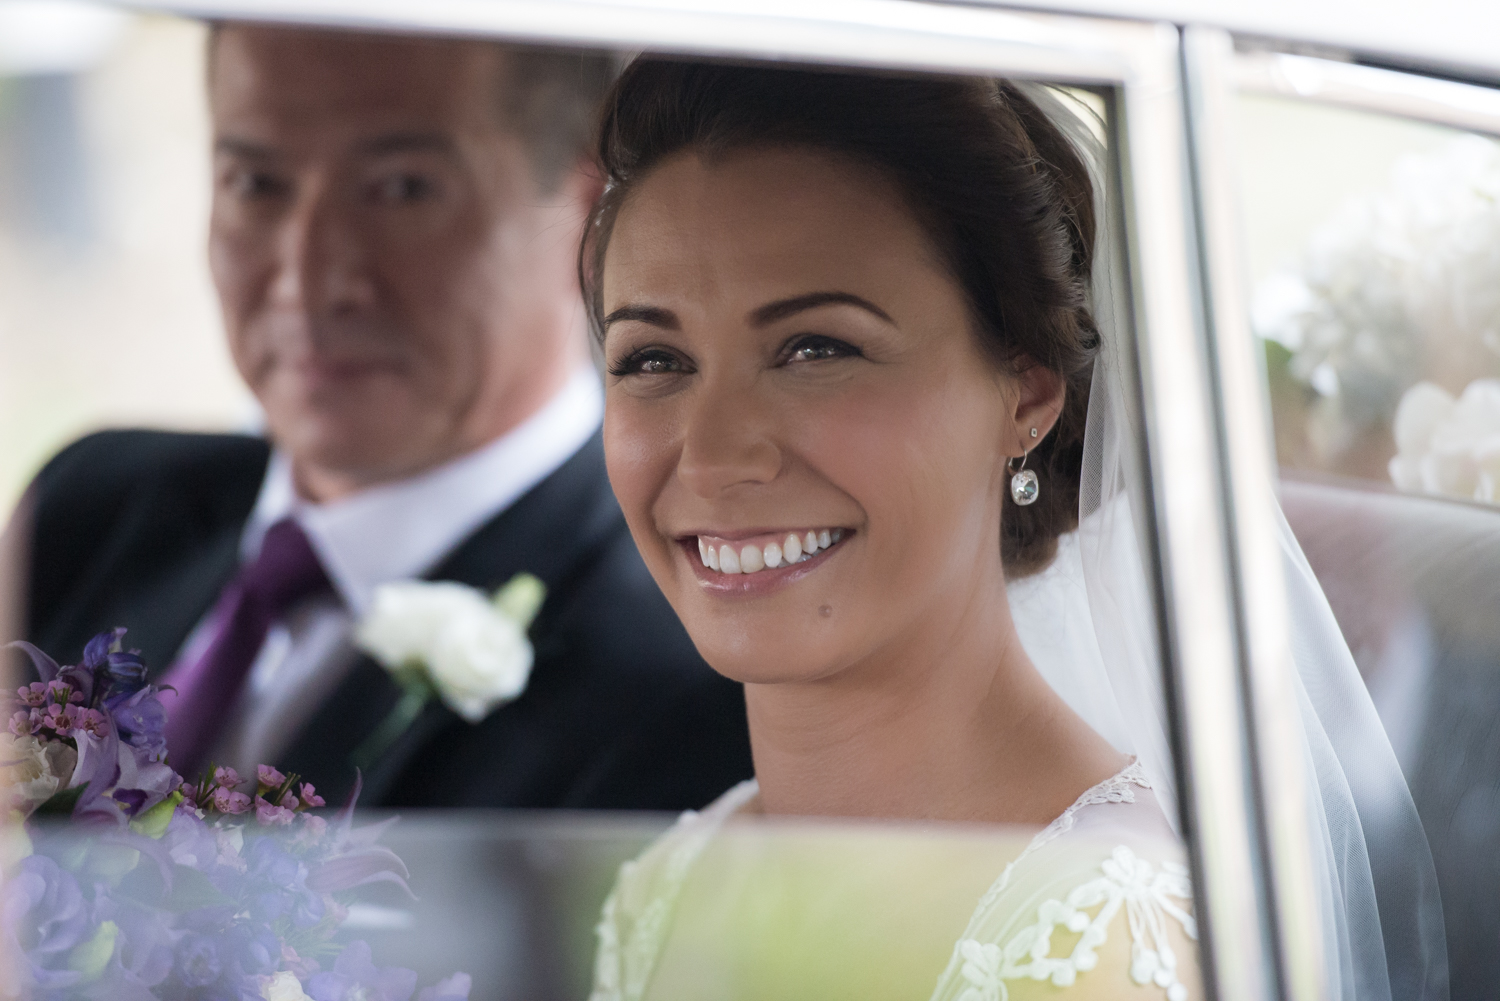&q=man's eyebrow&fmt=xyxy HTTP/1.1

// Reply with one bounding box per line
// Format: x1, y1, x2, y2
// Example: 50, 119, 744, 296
355, 132, 460, 159
602, 305, 680, 331
214, 137, 277, 159
750, 292, 895, 327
